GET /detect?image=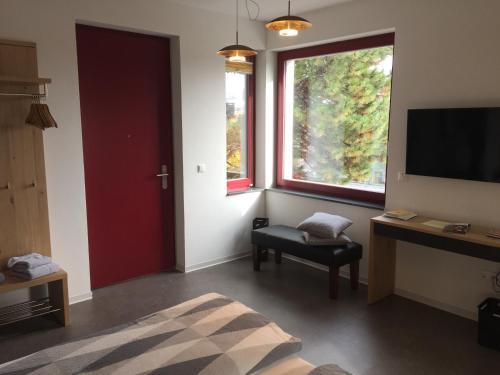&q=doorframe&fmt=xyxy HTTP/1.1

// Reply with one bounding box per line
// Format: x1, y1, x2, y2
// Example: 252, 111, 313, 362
75, 20, 186, 273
